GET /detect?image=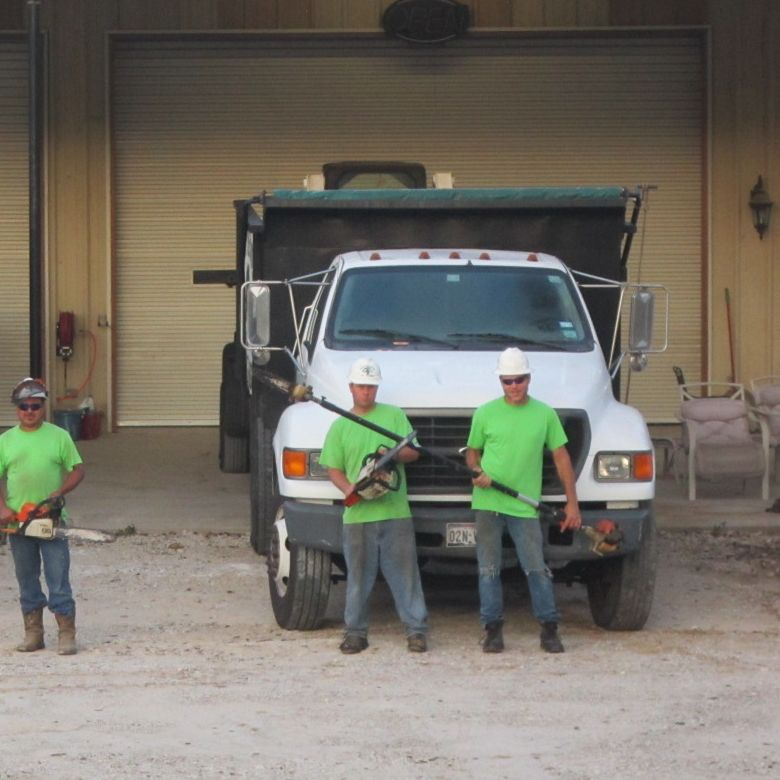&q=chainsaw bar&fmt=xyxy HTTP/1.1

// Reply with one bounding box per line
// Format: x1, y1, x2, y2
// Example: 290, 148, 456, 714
56, 527, 116, 543
0, 522, 116, 543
